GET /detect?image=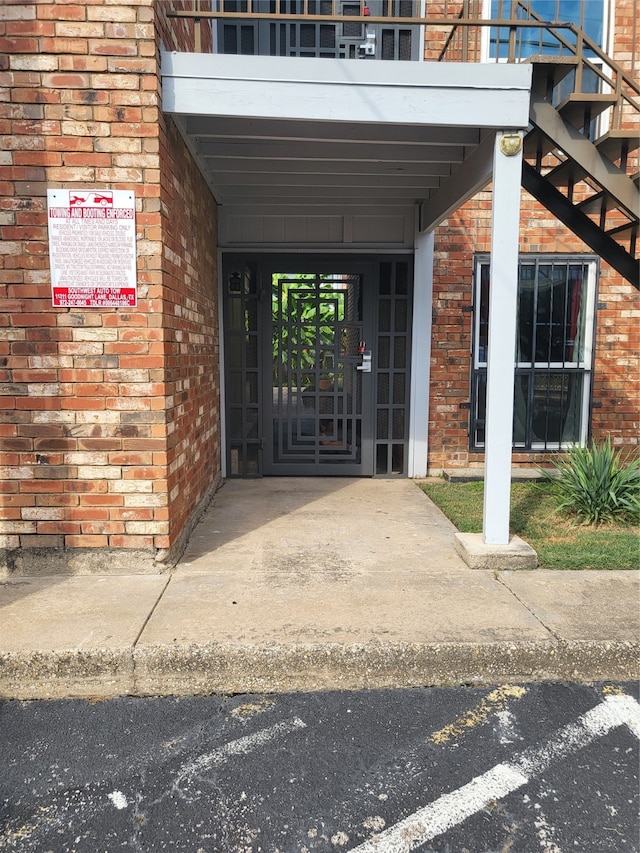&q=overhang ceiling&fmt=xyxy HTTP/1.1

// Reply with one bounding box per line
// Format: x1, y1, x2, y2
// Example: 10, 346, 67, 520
162, 53, 532, 240
176, 114, 485, 211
